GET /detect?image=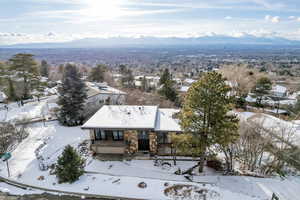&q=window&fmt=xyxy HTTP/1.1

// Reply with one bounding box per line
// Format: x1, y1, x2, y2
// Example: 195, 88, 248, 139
157, 132, 169, 144
113, 130, 124, 141
95, 129, 106, 140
